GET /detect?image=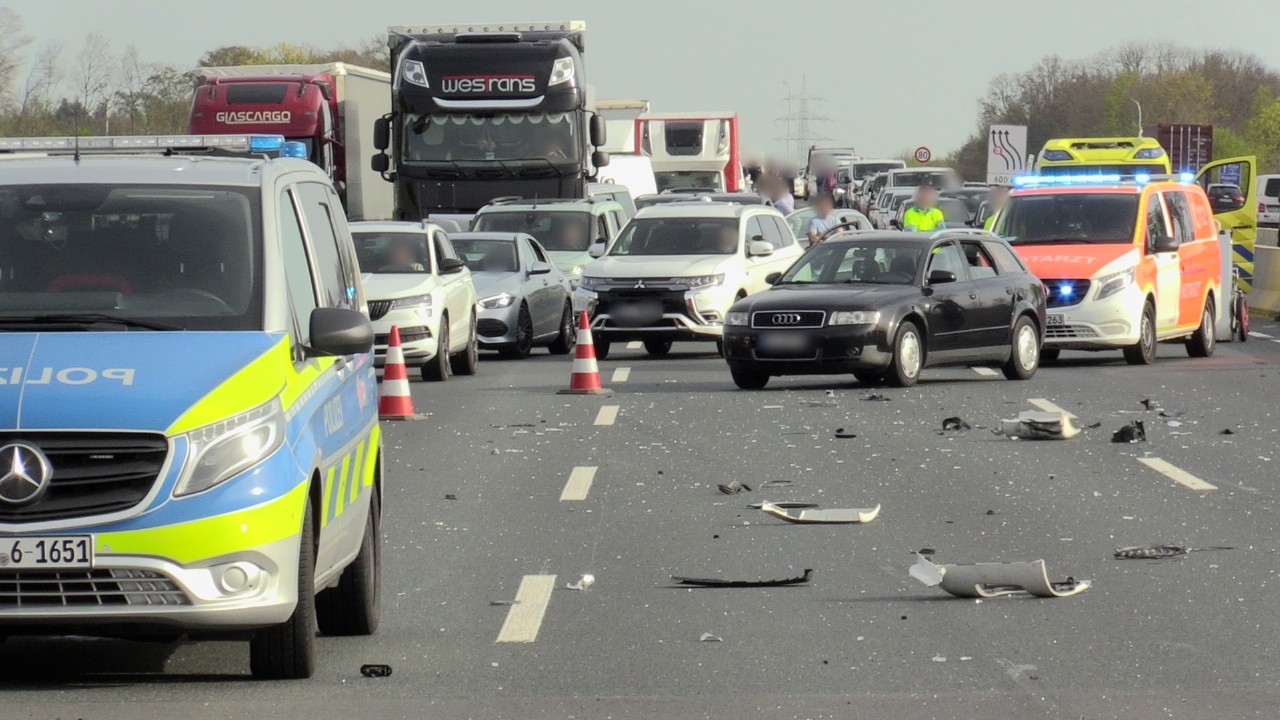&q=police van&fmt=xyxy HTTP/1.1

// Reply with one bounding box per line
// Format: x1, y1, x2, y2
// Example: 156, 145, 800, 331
0, 134, 381, 679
